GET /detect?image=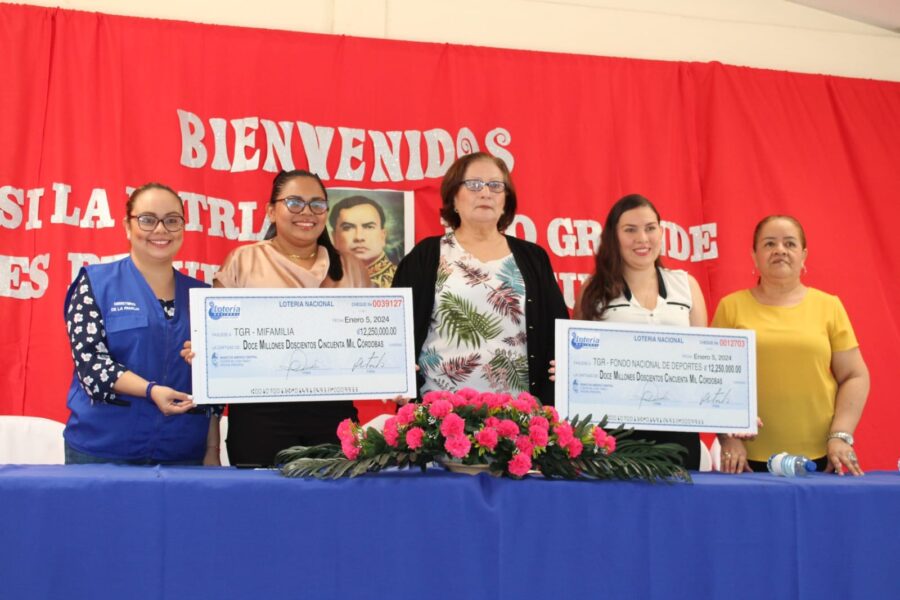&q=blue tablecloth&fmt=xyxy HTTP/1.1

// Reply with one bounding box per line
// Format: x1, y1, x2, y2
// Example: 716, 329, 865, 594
1, 465, 898, 599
